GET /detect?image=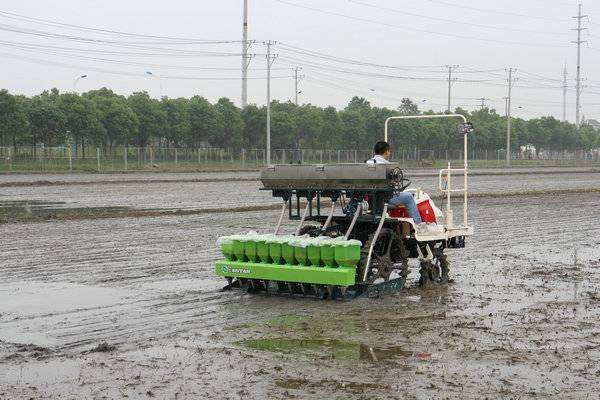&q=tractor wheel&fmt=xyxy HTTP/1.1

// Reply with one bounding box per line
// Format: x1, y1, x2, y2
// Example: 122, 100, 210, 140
360, 228, 408, 285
